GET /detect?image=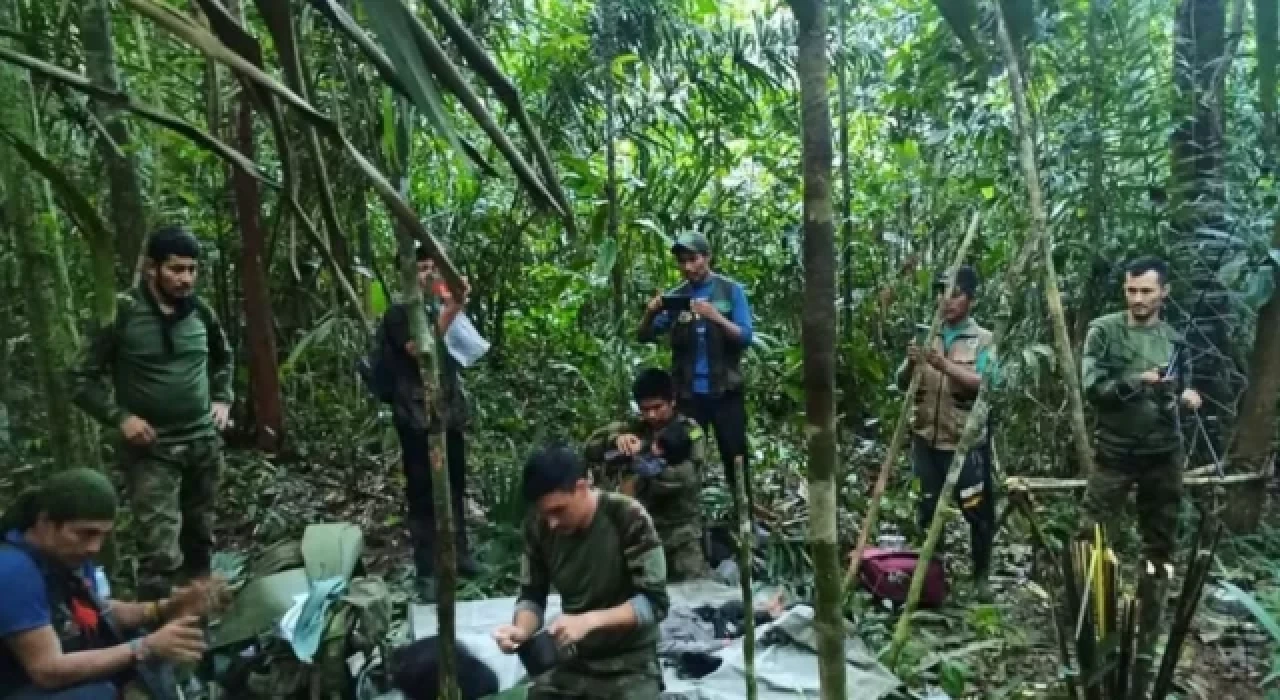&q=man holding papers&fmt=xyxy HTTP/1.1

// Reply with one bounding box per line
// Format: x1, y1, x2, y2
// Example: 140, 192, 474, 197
381, 245, 488, 598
